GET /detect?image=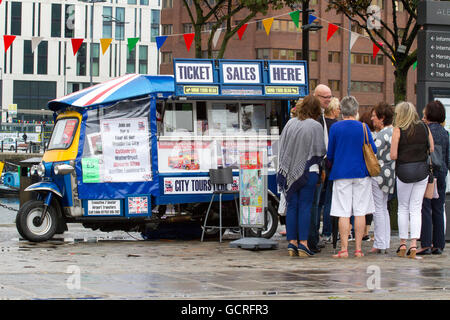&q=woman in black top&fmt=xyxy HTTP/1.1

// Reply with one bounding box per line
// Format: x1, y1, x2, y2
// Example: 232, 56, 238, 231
418, 100, 449, 255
